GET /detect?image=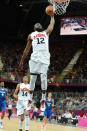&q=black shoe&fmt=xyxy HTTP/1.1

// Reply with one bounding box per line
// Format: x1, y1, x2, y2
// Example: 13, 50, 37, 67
19, 129, 22, 131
